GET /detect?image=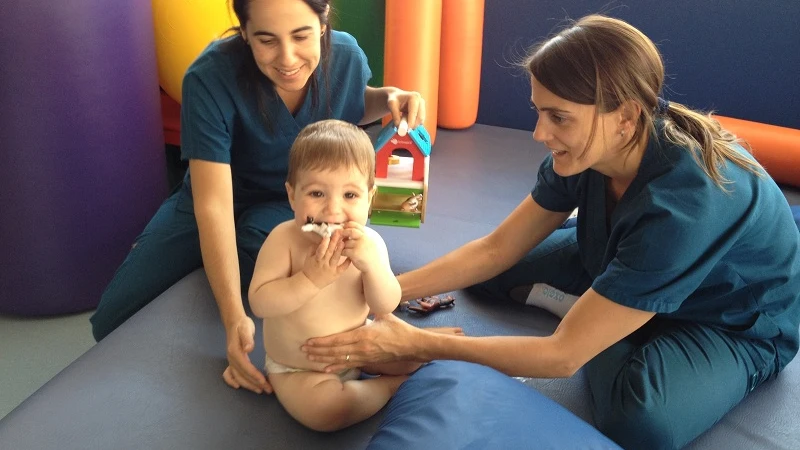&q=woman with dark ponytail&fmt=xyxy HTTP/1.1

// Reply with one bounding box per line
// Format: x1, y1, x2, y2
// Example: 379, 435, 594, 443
304, 15, 800, 449
91, 0, 425, 397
